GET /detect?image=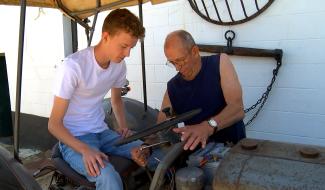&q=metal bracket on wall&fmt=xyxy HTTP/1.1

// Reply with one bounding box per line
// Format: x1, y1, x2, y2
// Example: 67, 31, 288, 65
198, 30, 283, 126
